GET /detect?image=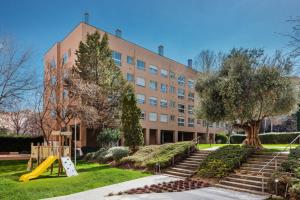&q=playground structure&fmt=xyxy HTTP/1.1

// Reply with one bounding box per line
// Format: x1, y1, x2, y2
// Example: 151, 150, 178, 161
20, 131, 78, 182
